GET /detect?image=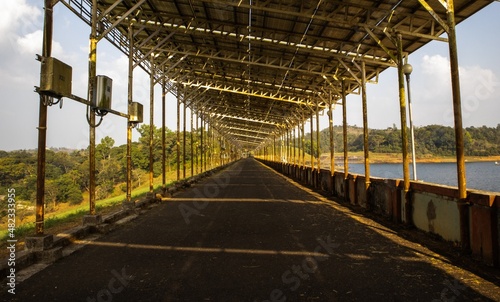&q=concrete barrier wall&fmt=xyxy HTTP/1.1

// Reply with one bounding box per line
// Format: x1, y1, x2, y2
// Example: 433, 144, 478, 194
355, 175, 367, 209
333, 173, 346, 199
369, 177, 399, 219
468, 192, 499, 266
258, 159, 499, 267
410, 182, 462, 242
